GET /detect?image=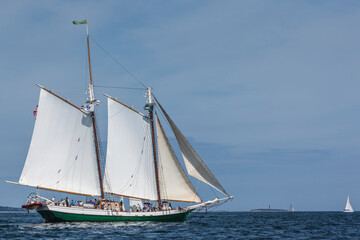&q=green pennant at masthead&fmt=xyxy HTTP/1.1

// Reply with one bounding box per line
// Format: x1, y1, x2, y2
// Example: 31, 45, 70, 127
73, 20, 88, 25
